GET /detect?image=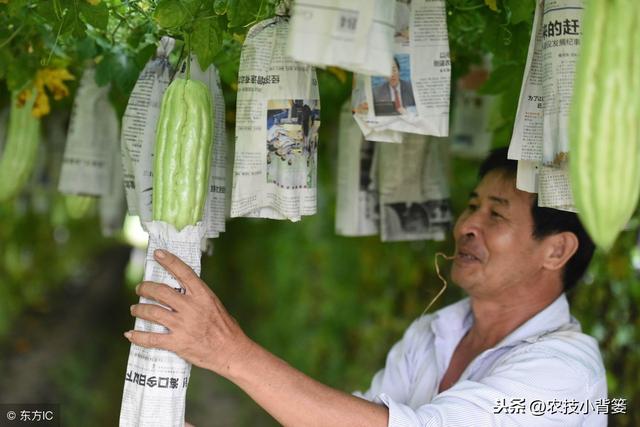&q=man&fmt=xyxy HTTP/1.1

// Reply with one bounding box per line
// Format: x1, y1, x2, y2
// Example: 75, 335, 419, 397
126, 148, 607, 426
373, 57, 416, 115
